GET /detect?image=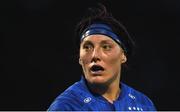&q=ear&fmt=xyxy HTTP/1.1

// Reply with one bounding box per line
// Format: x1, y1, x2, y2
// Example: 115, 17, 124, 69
121, 53, 127, 63
79, 58, 82, 65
